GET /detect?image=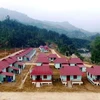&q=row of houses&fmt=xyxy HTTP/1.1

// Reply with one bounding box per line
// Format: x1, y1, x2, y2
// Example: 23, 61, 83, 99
0, 48, 36, 83
31, 53, 100, 87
